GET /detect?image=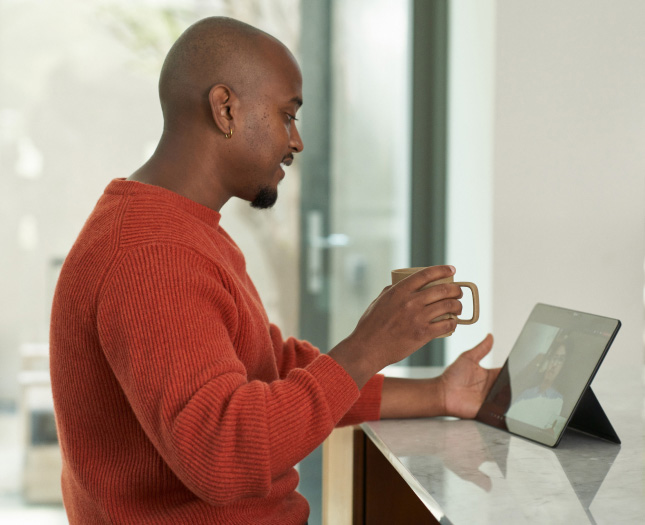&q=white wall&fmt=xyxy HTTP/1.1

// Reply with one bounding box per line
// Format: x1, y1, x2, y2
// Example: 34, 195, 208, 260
447, 0, 645, 393
445, 0, 496, 365
491, 0, 645, 394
